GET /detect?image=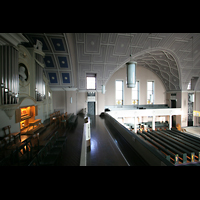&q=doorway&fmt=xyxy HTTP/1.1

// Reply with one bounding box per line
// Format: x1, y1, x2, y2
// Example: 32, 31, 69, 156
88, 102, 95, 115
188, 93, 193, 126
171, 100, 176, 128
